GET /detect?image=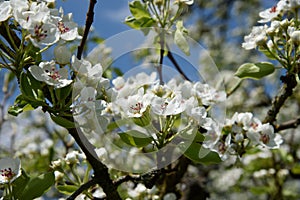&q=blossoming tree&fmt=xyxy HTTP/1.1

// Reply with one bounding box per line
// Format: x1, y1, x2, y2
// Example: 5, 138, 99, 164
0, 0, 300, 199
